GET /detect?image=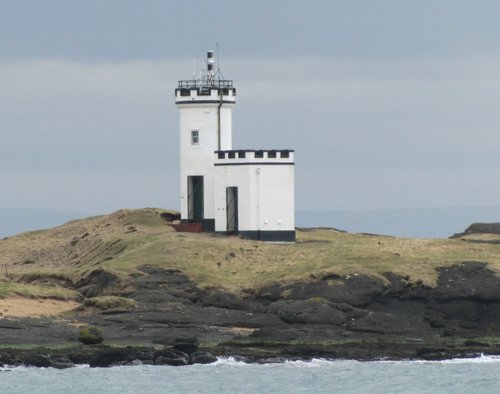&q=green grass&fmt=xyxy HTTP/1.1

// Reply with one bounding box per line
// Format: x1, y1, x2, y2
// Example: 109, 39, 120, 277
0, 281, 82, 300
0, 281, 12, 298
